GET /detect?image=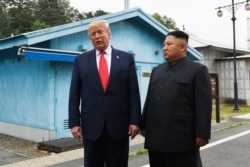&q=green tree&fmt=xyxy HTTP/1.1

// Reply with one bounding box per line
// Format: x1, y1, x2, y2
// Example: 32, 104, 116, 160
0, 0, 180, 39
0, 0, 85, 38
93, 9, 109, 17
4, 0, 36, 36
34, 0, 71, 27
0, 2, 11, 38
152, 13, 179, 30
82, 9, 109, 19
31, 20, 48, 30
68, 7, 84, 22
